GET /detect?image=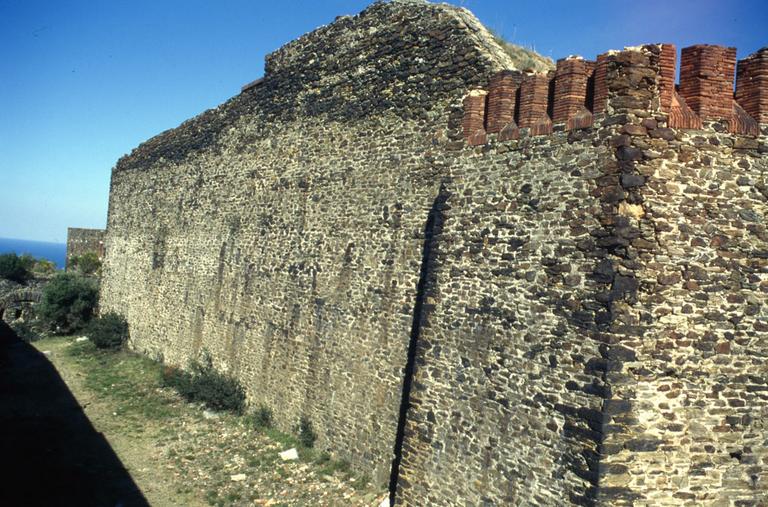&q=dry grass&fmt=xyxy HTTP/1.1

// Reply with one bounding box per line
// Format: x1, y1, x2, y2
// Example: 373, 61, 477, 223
489, 30, 555, 73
